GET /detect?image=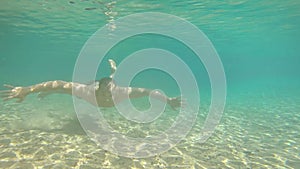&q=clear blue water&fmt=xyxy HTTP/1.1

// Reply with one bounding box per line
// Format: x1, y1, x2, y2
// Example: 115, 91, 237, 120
0, 0, 299, 168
